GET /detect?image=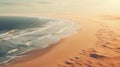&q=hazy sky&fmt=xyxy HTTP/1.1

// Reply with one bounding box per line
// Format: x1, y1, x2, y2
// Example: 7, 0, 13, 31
0, 0, 120, 15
